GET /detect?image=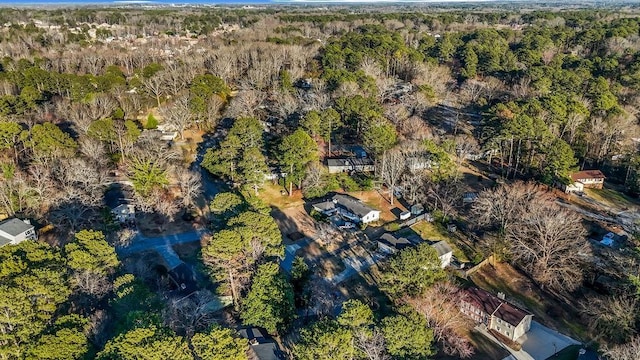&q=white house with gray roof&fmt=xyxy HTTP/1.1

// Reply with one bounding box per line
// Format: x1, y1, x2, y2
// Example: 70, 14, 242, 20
0, 218, 36, 247
313, 194, 380, 224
